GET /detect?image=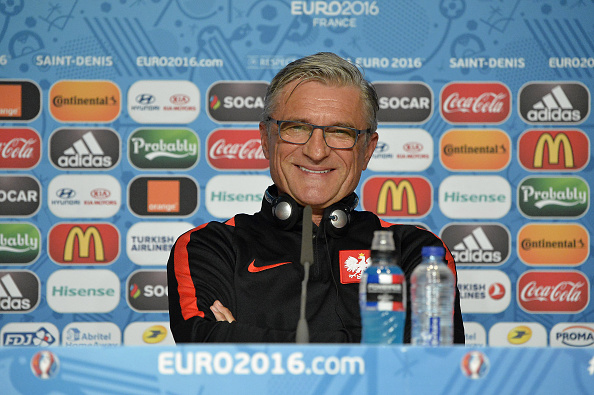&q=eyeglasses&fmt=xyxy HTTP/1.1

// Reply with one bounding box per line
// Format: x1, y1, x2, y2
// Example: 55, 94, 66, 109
268, 118, 370, 149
